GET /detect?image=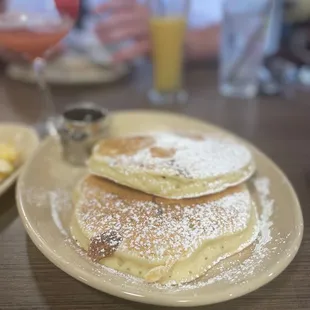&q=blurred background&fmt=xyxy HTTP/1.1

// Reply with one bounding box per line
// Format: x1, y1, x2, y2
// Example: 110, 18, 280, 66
2, 0, 310, 99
